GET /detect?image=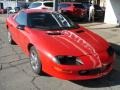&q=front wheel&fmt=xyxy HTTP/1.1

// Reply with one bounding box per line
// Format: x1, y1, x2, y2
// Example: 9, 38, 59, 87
30, 46, 42, 75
